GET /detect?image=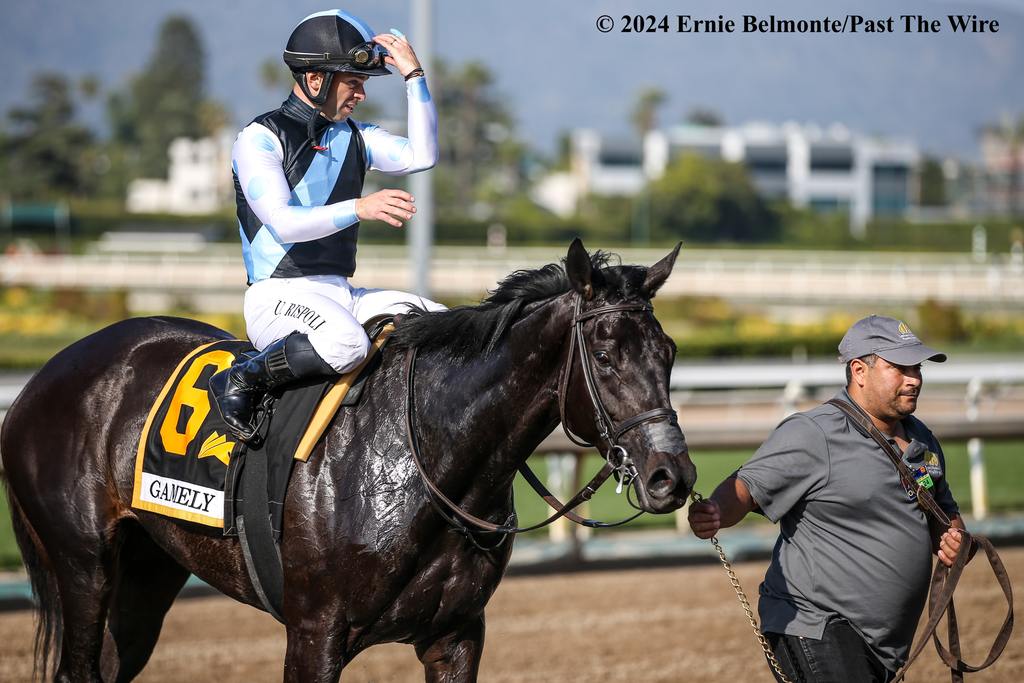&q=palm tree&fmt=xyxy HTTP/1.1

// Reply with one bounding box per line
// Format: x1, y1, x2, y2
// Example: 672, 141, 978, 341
630, 87, 666, 140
